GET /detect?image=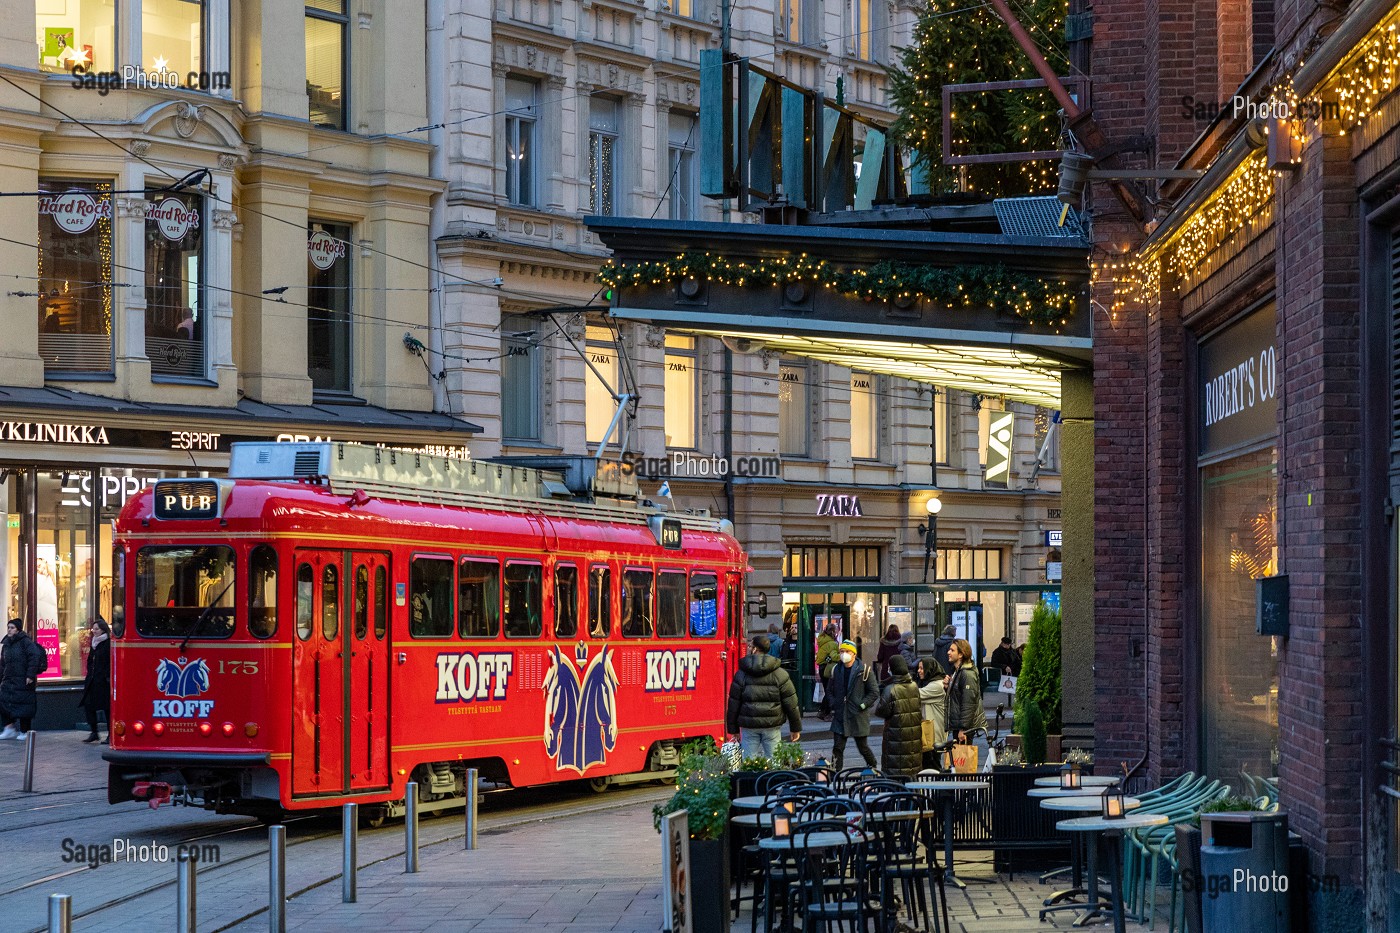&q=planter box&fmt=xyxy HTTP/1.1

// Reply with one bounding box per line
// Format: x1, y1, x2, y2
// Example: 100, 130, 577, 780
689, 833, 731, 933
990, 764, 1073, 873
